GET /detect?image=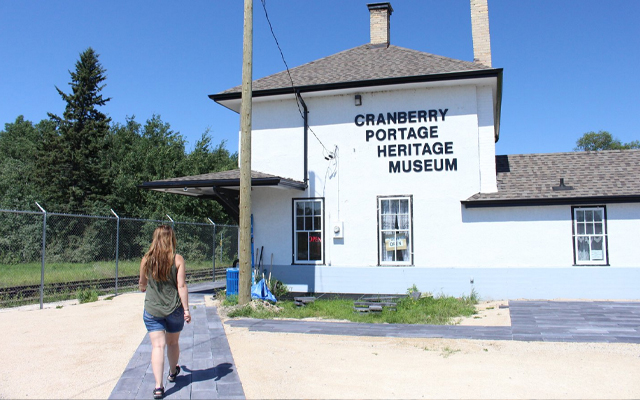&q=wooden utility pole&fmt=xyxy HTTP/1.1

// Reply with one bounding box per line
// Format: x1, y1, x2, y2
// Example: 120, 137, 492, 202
238, 0, 253, 305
